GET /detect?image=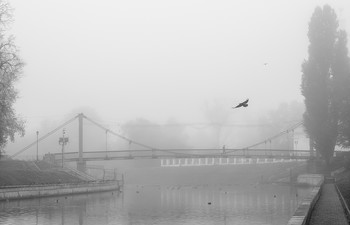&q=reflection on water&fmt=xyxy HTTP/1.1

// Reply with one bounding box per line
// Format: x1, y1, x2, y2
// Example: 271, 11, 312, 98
0, 184, 311, 225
